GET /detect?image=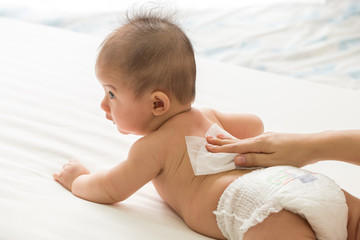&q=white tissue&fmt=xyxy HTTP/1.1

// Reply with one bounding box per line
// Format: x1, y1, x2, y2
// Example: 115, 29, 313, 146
185, 124, 240, 175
